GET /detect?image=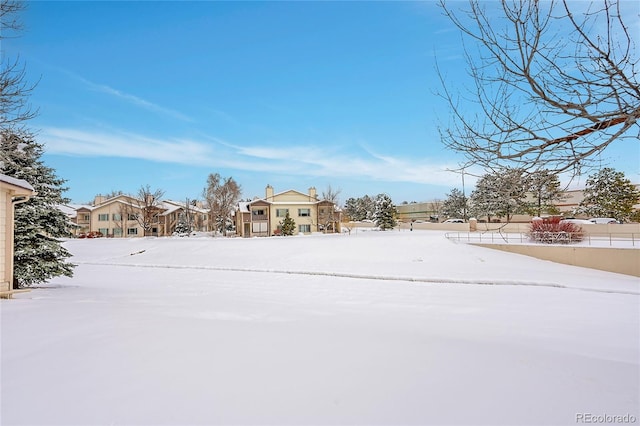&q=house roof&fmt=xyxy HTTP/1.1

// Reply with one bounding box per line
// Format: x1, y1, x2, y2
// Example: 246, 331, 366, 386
92, 197, 140, 210
56, 204, 79, 218
162, 200, 209, 214
237, 201, 252, 213
249, 188, 329, 205
268, 188, 317, 200
0, 174, 34, 194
